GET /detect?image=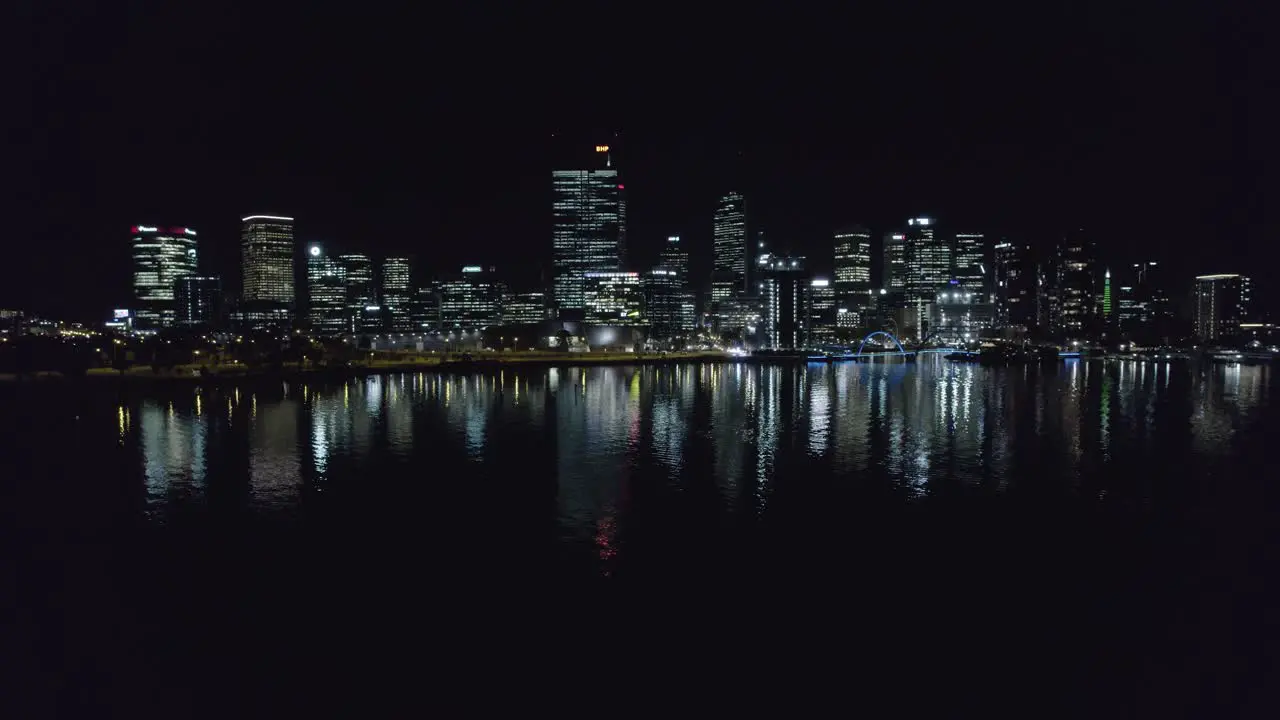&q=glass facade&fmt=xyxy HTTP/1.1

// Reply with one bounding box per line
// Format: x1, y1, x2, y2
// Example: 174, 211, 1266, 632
381, 257, 412, 332
807, 279, 836, 345
552, 146, 624, 313
239, 216, 295, 310
174, 275, 221, 328
1053, 234, 1097, 334
834, 226, 872, 329
338, 254, 376, 333
1194, 274, 1252, 342
882, 232, 906, 292
993, 241, 1035, 331
583, 271, 643, 326
757, 253, 808, 350
440, 266, 501, 331
307, 245, 348, 336
713, 192, 747, 295
132, 225, 198, 328
952, 232, 986, 294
